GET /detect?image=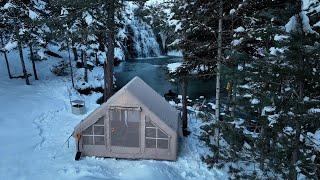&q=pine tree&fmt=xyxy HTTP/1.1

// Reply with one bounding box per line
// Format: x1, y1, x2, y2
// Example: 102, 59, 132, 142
224, 0, 320, 178
3, 0, 33, 85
